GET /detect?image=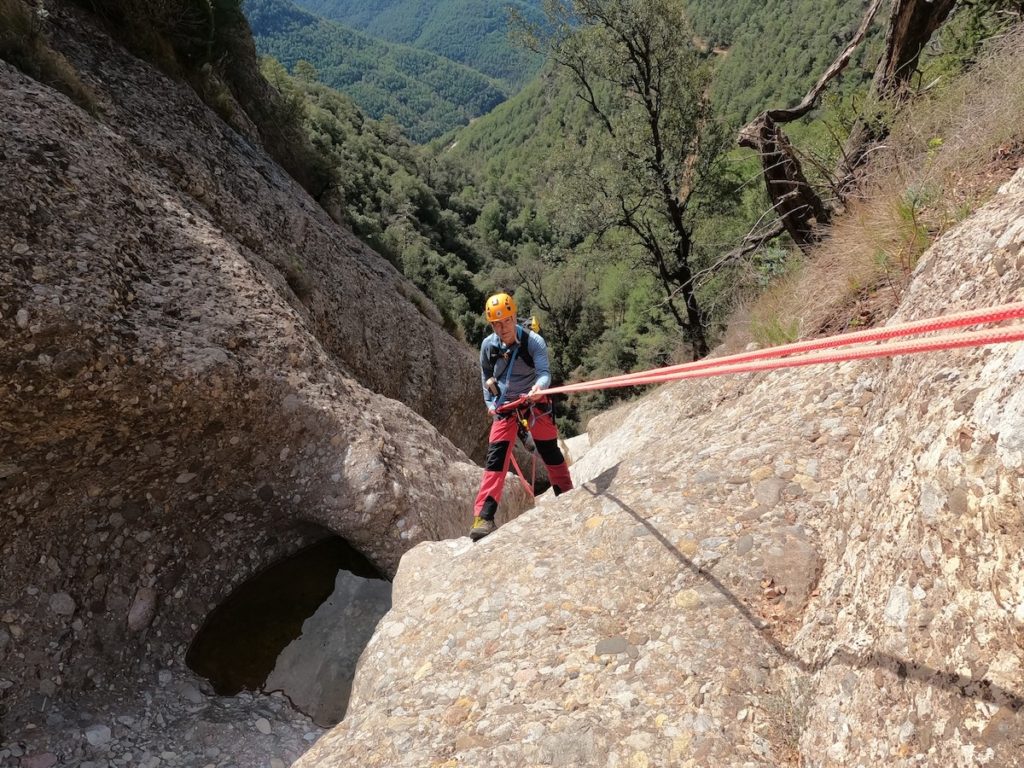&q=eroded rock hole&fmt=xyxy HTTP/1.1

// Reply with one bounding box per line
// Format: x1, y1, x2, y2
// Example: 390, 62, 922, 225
186, 536, 391, 726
